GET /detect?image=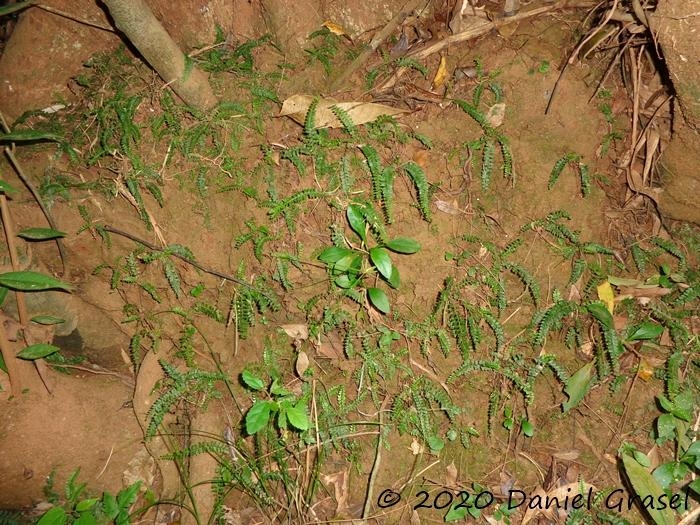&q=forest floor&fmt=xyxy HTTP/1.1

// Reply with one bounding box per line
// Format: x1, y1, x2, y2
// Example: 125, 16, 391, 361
1, 2, 699, 525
